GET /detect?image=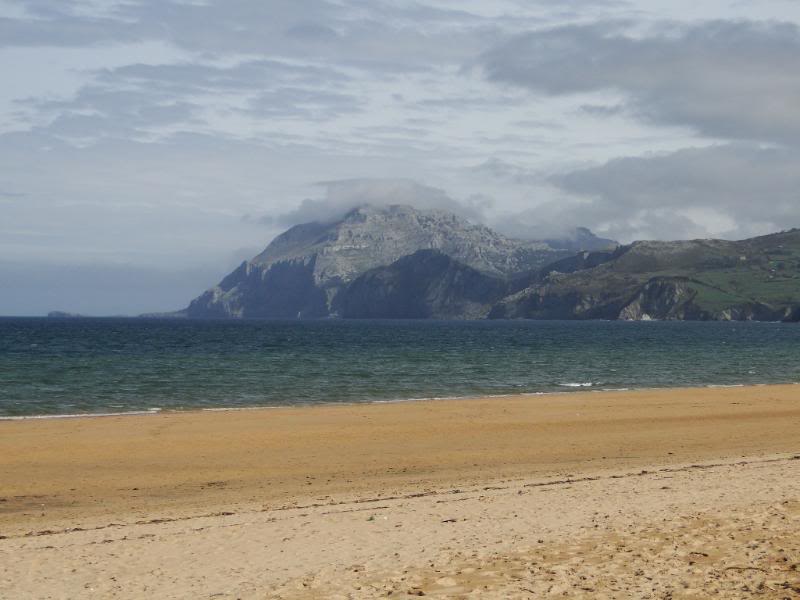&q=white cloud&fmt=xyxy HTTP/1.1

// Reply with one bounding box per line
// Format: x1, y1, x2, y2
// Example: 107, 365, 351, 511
270, 178, 490, 227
